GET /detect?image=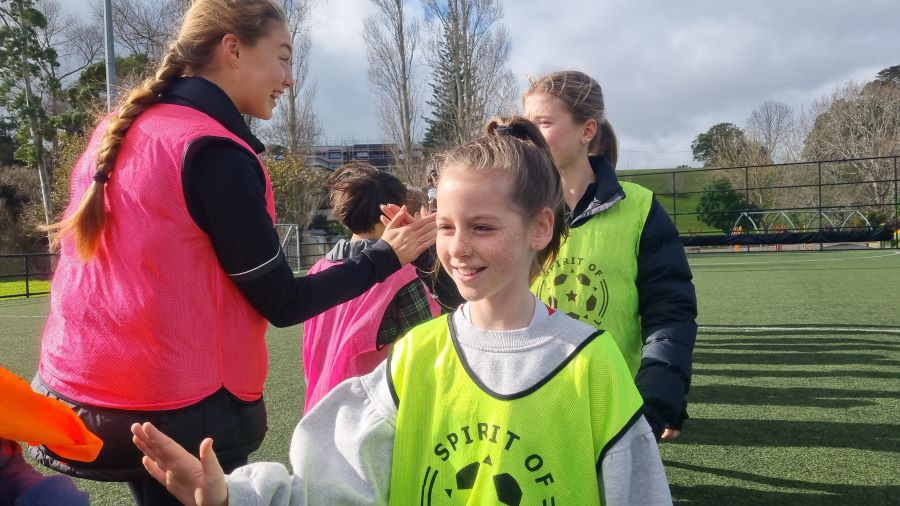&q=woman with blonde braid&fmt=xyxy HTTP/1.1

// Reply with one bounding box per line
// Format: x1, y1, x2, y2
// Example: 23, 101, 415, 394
30, 0, 434, 504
